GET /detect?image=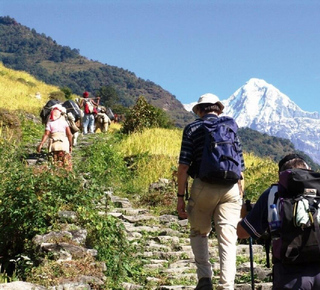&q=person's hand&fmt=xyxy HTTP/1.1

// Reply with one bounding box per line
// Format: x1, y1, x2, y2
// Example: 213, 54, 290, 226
240, 203, 248, 219
37, 144, 42, 153
240, 200, 254, 219
177, 197, 188, 220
